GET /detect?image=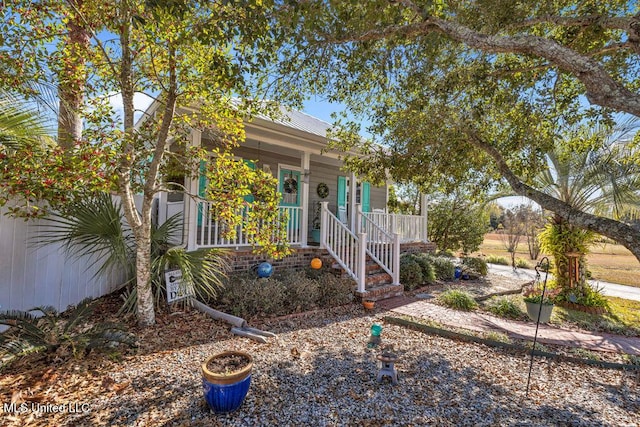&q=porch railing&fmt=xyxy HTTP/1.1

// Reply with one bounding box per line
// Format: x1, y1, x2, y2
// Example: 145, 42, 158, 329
195, 201, 302, 248
357, 206, 400, 286
364, 211, 428, 243
320, 201, 366, 292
